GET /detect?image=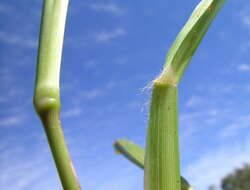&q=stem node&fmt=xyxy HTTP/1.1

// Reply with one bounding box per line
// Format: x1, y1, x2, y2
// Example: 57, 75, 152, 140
33, 86, 60, 116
